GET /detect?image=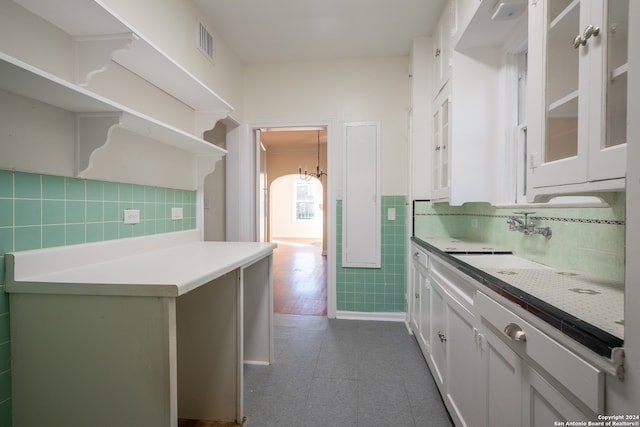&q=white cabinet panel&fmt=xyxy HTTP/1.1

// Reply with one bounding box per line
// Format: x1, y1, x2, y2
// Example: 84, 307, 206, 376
445, 295, 481, 427
342, 122, 380, 267
481, 327, 523, 427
